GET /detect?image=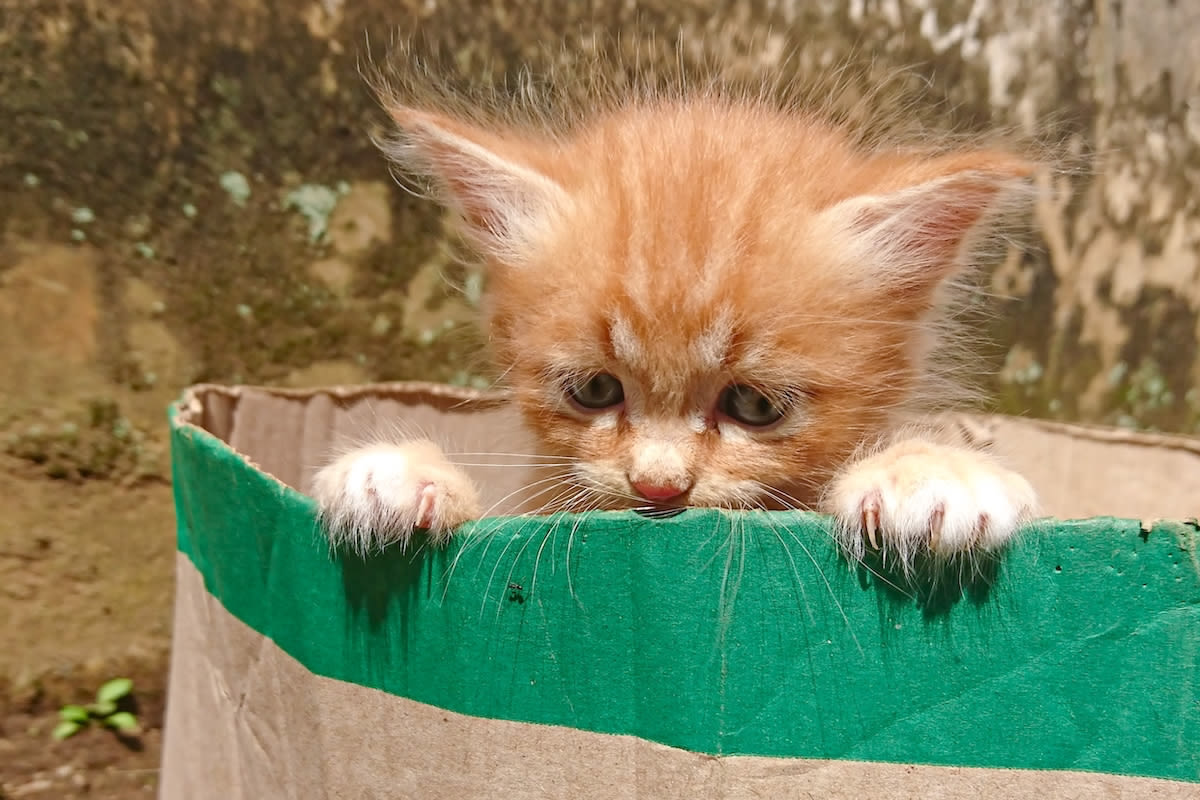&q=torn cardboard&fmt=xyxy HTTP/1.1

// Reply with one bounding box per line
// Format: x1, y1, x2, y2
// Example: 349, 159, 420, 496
161, 383, 1200, 799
